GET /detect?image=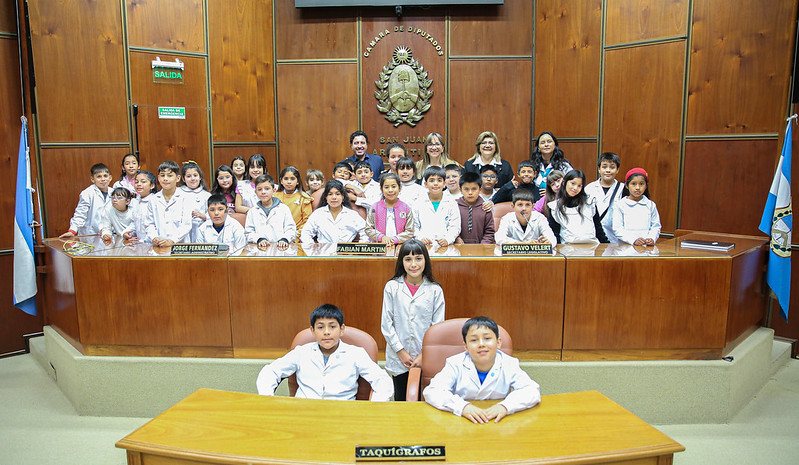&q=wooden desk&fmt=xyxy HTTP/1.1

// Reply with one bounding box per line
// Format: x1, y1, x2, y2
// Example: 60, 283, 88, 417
557, 233, 767, 360
41, 232, 766, 361
116, 389, 684, 464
